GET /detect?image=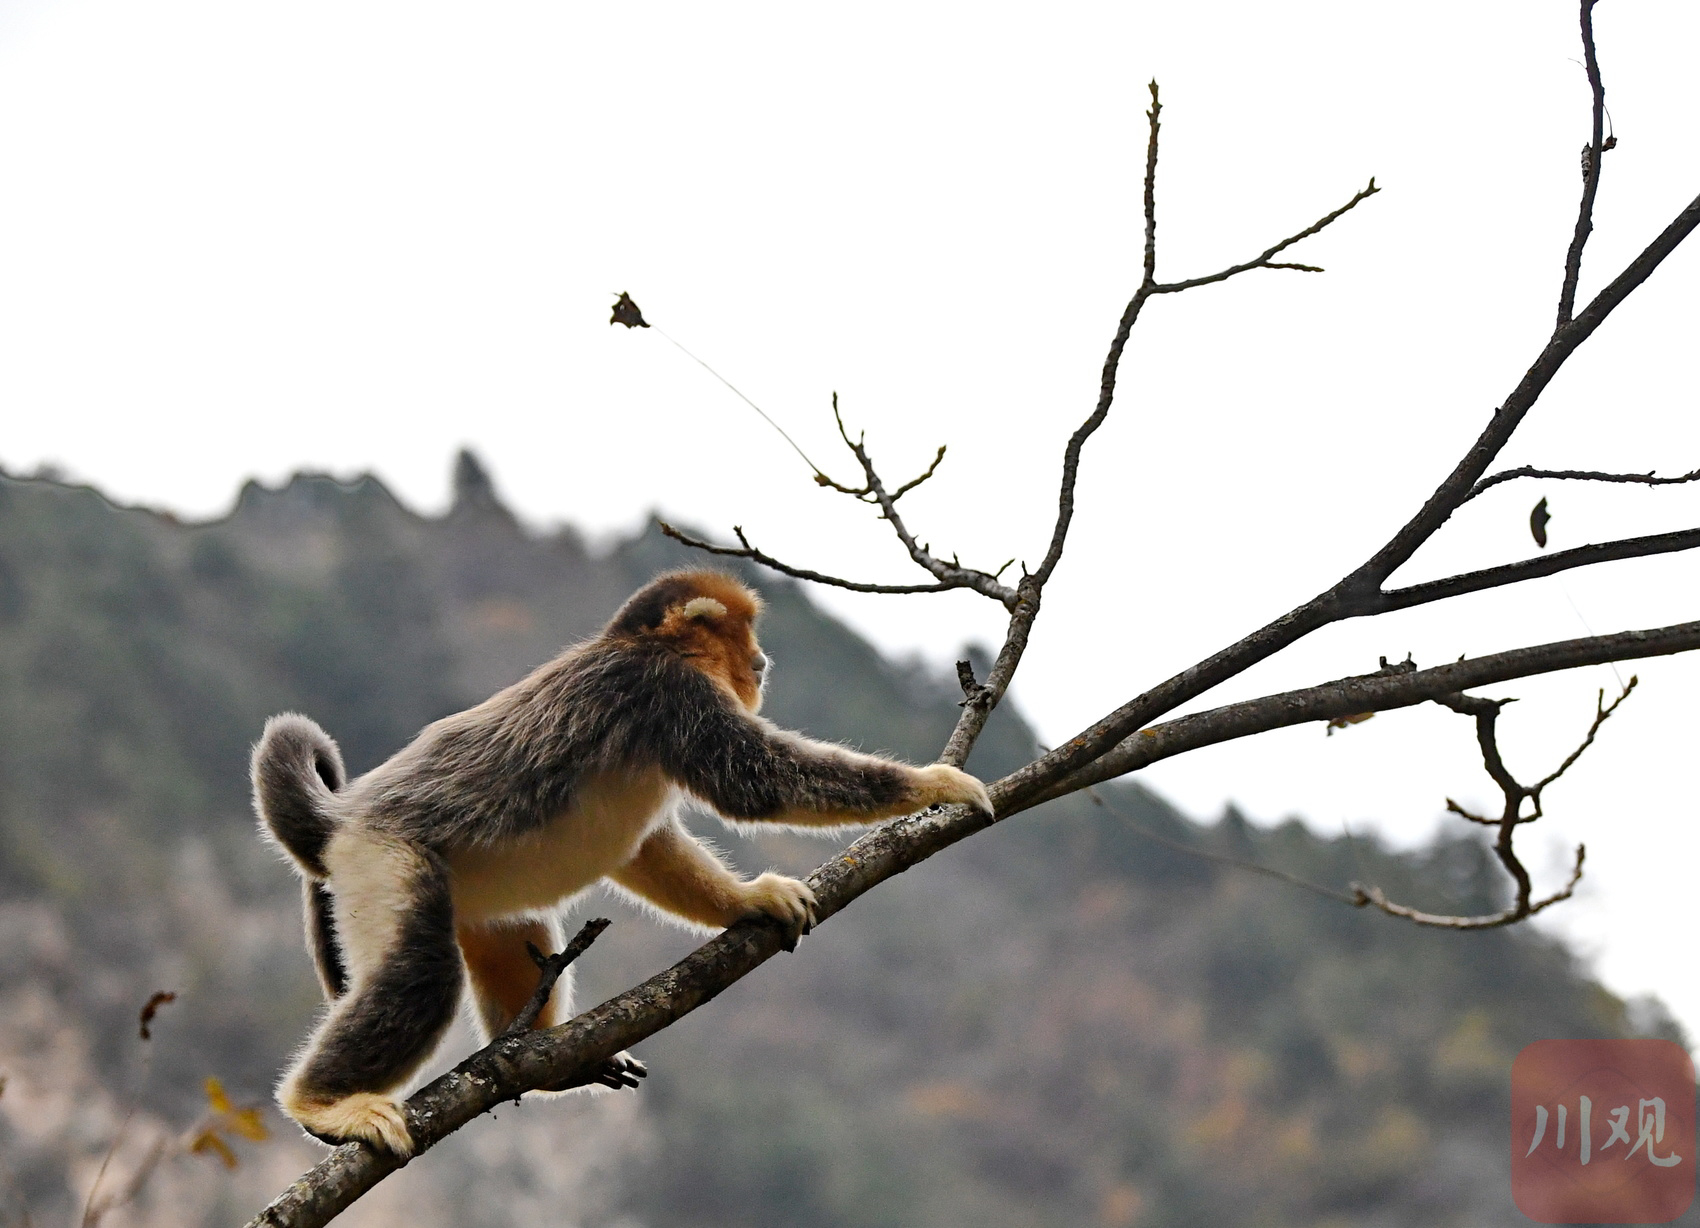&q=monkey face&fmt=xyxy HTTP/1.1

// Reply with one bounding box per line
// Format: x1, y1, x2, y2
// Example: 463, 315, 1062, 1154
681, 608, 765, 711
615, 570, 769, 711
